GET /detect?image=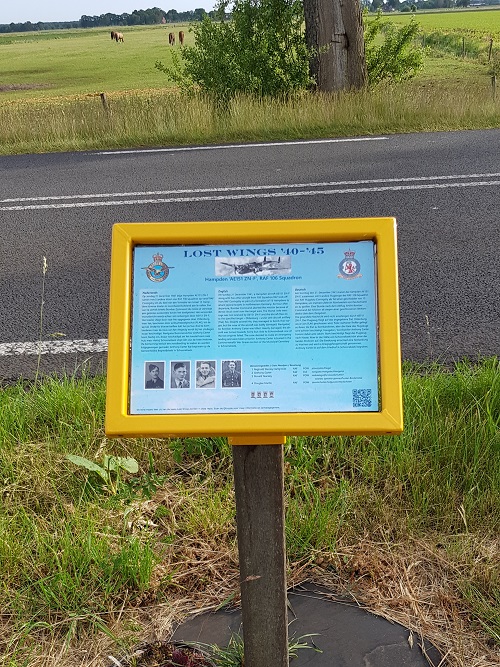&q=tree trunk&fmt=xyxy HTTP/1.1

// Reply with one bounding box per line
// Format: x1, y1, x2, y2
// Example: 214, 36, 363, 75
304, 0, 367, 92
